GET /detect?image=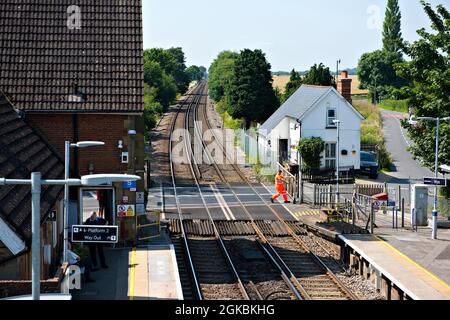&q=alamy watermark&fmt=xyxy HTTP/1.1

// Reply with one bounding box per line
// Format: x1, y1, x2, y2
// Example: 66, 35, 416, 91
367, 5, 382, 30
61, 265, 82, 293
172, 124, 290, 175
67, 5, 81, 30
